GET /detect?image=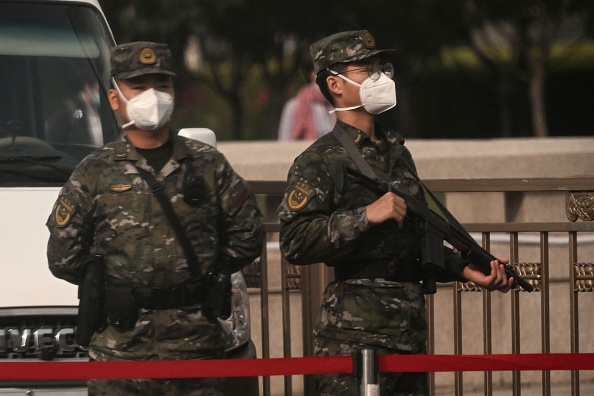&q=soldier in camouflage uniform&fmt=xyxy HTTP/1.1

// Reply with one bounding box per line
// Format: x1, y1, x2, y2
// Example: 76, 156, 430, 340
278, 30, 512, 395
47, 42, 263, 395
